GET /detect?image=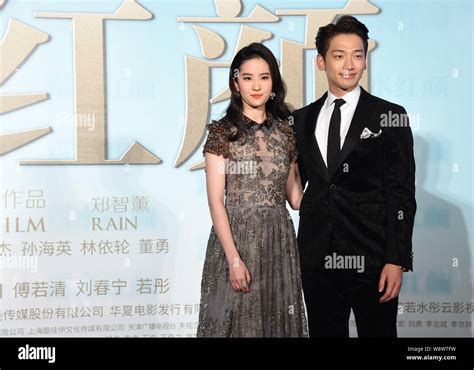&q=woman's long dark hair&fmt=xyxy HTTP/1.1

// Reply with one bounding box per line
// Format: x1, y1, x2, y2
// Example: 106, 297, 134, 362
223, 43, 291, 142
